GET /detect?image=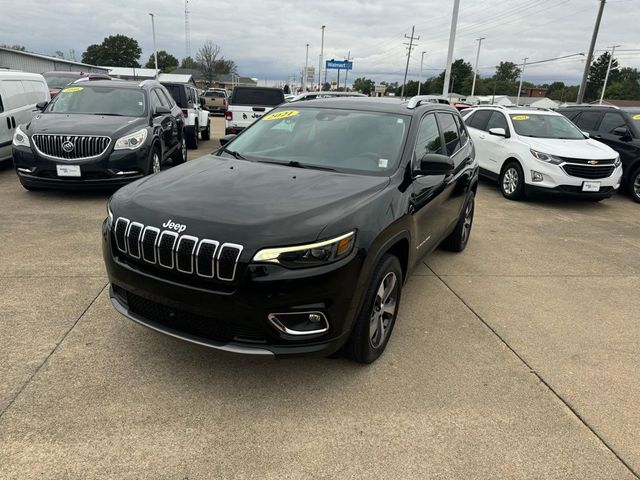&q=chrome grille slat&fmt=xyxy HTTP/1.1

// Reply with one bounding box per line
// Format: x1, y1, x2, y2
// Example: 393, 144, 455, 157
113, 217, 242, 282
32, 134, 111, 161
